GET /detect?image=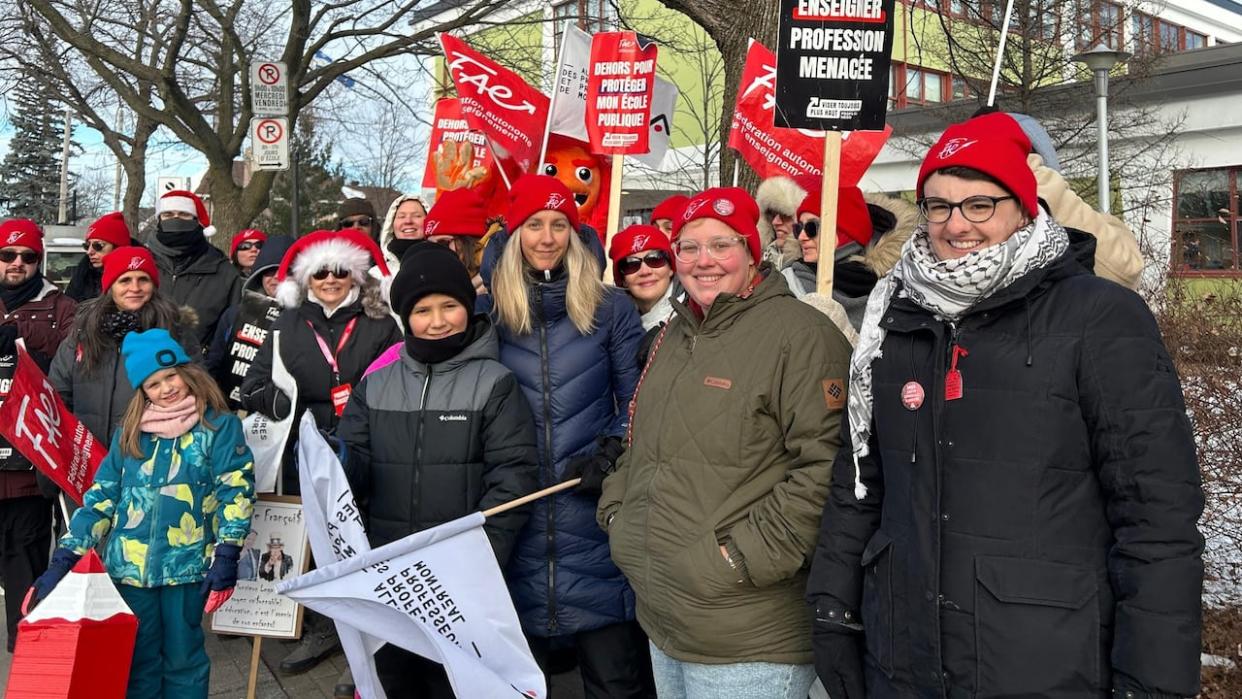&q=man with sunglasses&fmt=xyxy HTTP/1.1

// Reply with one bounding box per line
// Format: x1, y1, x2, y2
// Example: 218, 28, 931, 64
66, 212, 134, 302
337, 197, 379, 243
0, 218, 76, 652
148, 190, 242, 356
